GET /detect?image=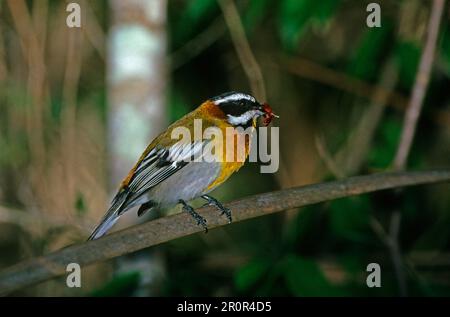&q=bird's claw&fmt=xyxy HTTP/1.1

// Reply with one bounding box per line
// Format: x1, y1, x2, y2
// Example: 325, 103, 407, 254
220, 207, 232, 224
180, 200, 208, 233
201, 195, 232, 223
